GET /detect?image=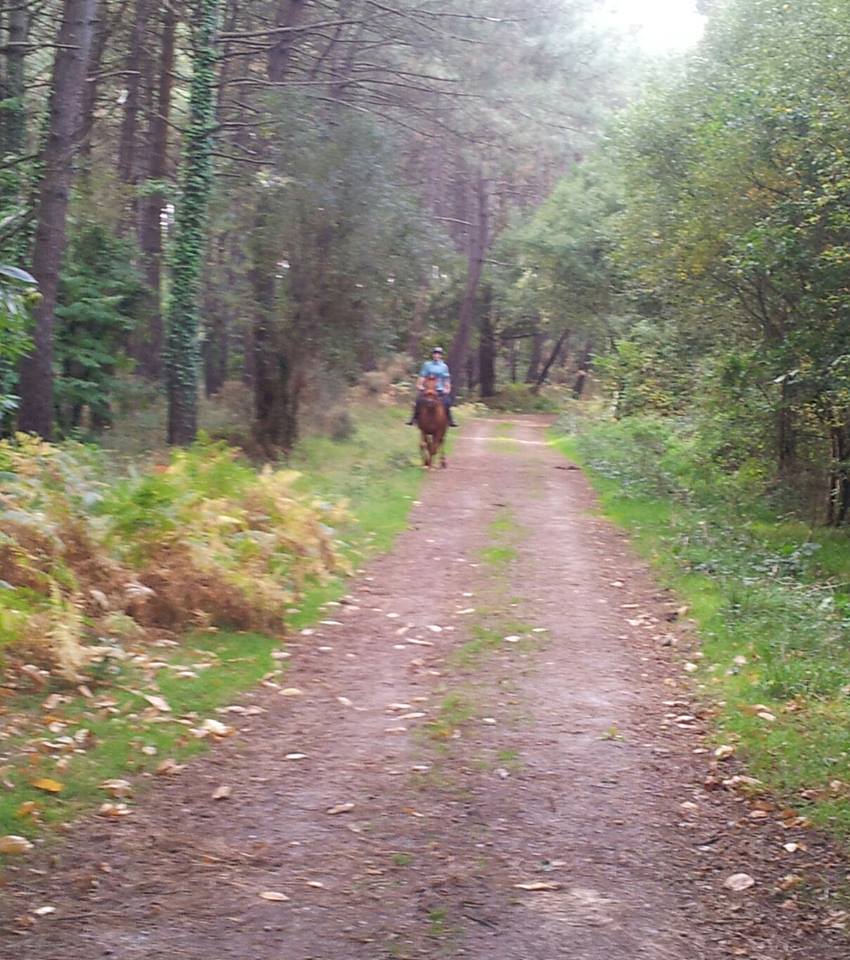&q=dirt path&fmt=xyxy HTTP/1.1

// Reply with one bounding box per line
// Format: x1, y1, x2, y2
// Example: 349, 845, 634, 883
1, 416, 847, 959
